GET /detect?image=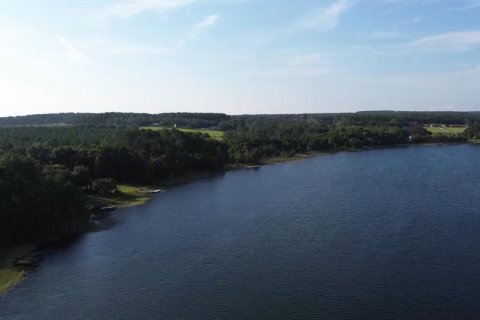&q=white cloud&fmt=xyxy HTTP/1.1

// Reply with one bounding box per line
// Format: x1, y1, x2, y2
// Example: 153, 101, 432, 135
195, 14, 219, 28
58, 36, 91, 65
178, 14, 219, 46
83, 14, 220, 56
325, 30, 480, 57
334, 29, 480, 56
293, 0, 353, 31
410, 30, 480, 51
110, 0, 198, 18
